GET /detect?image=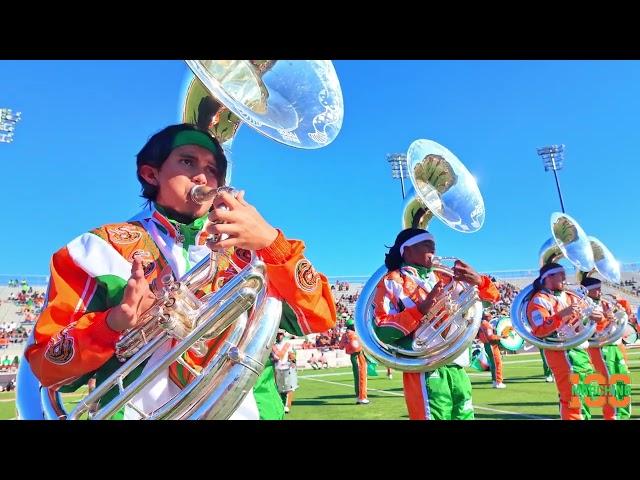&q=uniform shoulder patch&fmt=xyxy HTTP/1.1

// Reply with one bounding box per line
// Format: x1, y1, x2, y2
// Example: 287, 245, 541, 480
45, 327, 76, 365
106, 224, 144, 245
294, 258, 320, 293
